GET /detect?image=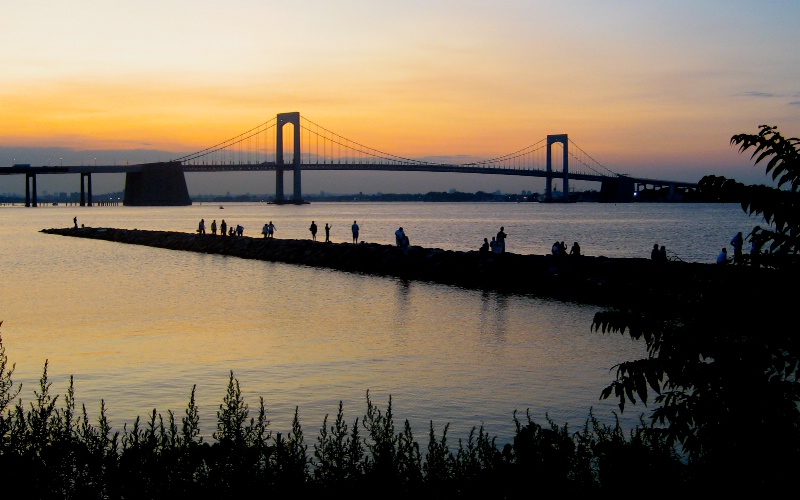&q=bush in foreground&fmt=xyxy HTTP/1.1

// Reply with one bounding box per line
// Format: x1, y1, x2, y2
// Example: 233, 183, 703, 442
0, 331, 686, 498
